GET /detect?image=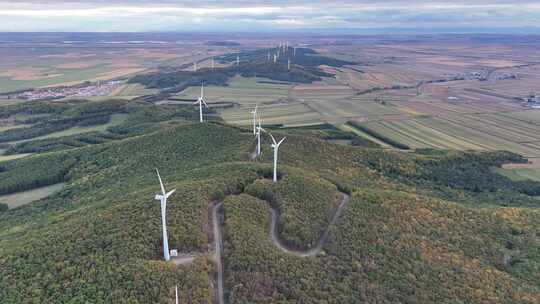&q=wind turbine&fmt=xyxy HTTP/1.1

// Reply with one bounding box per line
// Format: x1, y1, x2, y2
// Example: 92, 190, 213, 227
250, 105, 258, 135
194, 82, 209, 123
269, 134, 286, 183
288, 59, 291, 71
211, 57, 215, 70
154, 169, 176, 261
256, 118, 265, 156
175, 285, 179, 304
